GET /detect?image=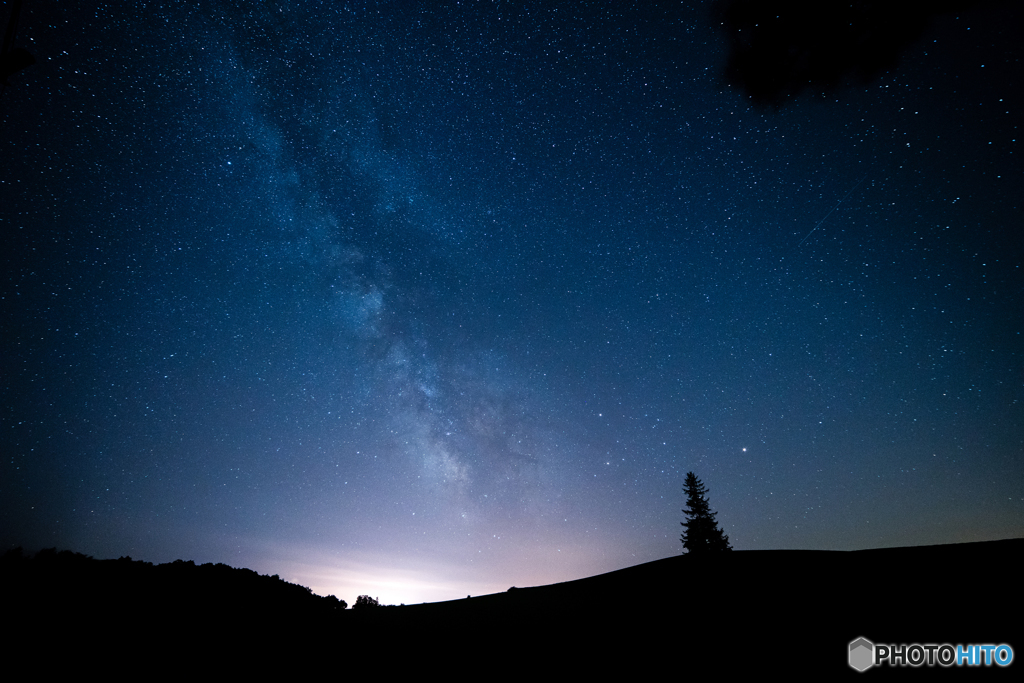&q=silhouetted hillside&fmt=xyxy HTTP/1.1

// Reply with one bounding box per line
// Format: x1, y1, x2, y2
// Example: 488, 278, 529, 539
5, 540, 1019, 675
2, 547, 346, 618
343, 539, 1020, 676
2, 547, 349, 668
